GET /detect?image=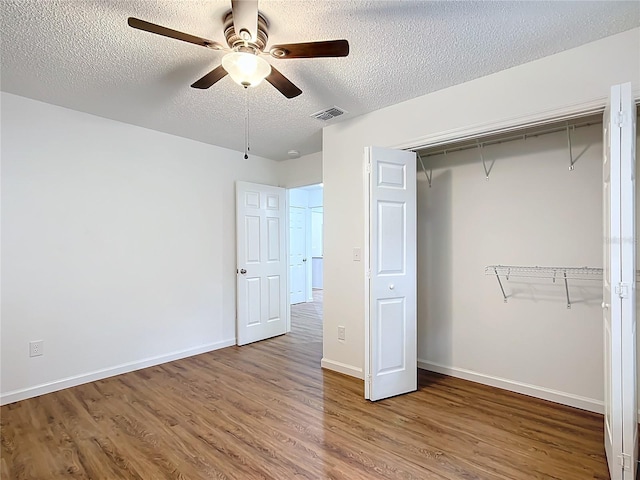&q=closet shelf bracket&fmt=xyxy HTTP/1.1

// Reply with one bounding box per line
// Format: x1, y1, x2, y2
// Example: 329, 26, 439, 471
417, 152, 432, 188
567, 125, 577, 171
477, 142, 492, 180
491, 266, 508, 303
563, 271, 571, 309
